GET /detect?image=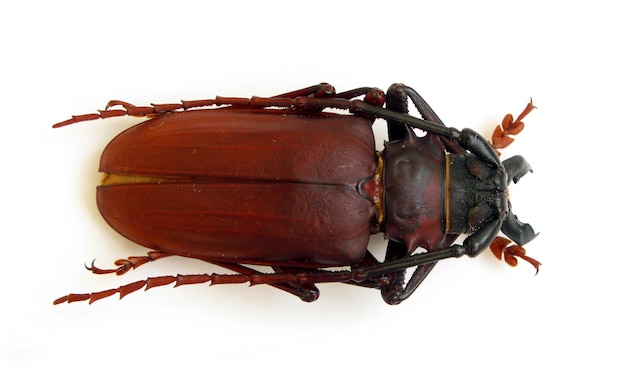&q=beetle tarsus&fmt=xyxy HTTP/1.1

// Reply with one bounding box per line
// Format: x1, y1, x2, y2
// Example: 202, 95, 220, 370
86, 252, 170, 276
298, 290, 320, 303
85, 259, 121, 275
